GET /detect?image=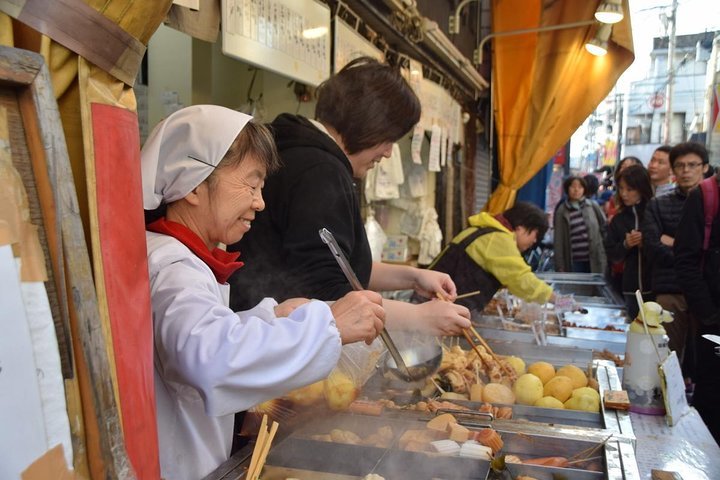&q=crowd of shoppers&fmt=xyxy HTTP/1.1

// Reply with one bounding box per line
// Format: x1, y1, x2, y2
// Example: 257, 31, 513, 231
552, 141, 718, 443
